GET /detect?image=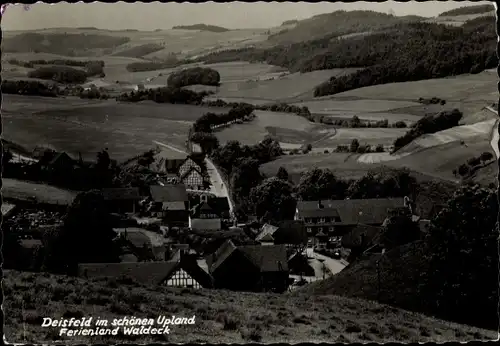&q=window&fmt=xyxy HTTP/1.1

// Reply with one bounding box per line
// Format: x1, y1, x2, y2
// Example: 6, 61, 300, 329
319, 218, 326, 223
307, 227, 312, 233
329, 227, 334, 232
318, 227, 323, 232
